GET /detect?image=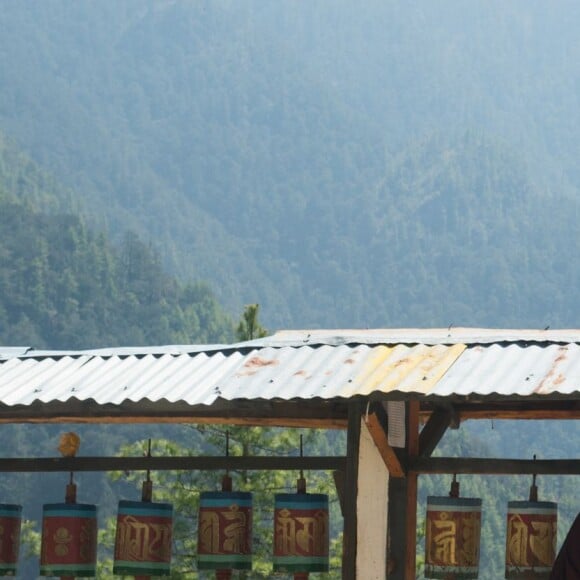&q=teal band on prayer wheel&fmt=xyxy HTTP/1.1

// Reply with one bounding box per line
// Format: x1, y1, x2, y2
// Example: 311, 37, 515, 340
0, 504, 21, 576
113, 500, 173, 576
425, 496, 482, 579
197, 491, 253, 571
505, 500, 557, 578
273, 493, 329, 574
40, 503, 97, 577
